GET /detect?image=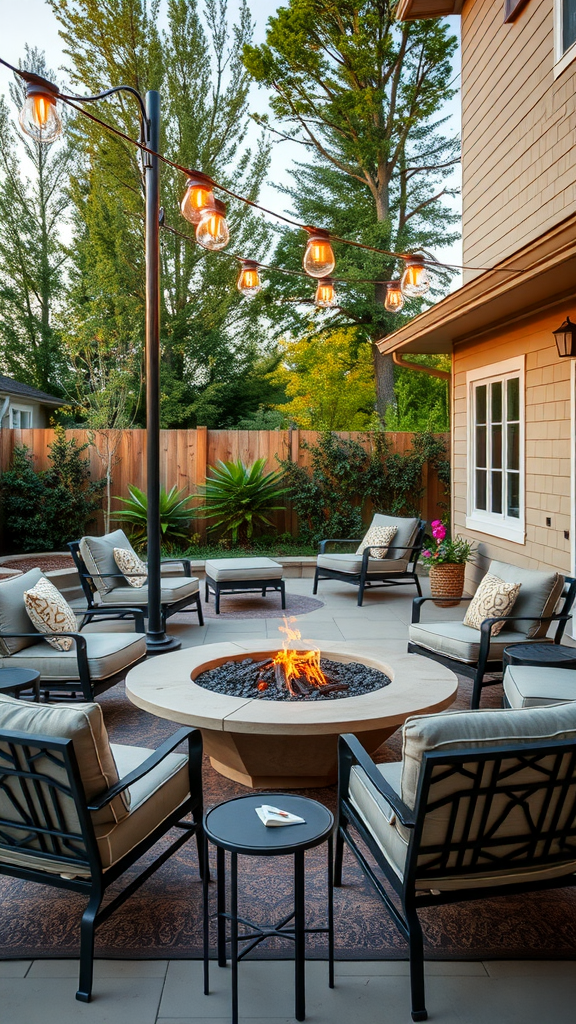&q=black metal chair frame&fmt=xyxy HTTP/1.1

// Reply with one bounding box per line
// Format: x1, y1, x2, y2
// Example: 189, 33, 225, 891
313, 520, 426, 607
0, 725, 205, 1002
408, 576, 576, 709
0, 614, 146, 702
68, 540, 204, 629
204, 574, 286, 615
336, 732, 576, 1021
